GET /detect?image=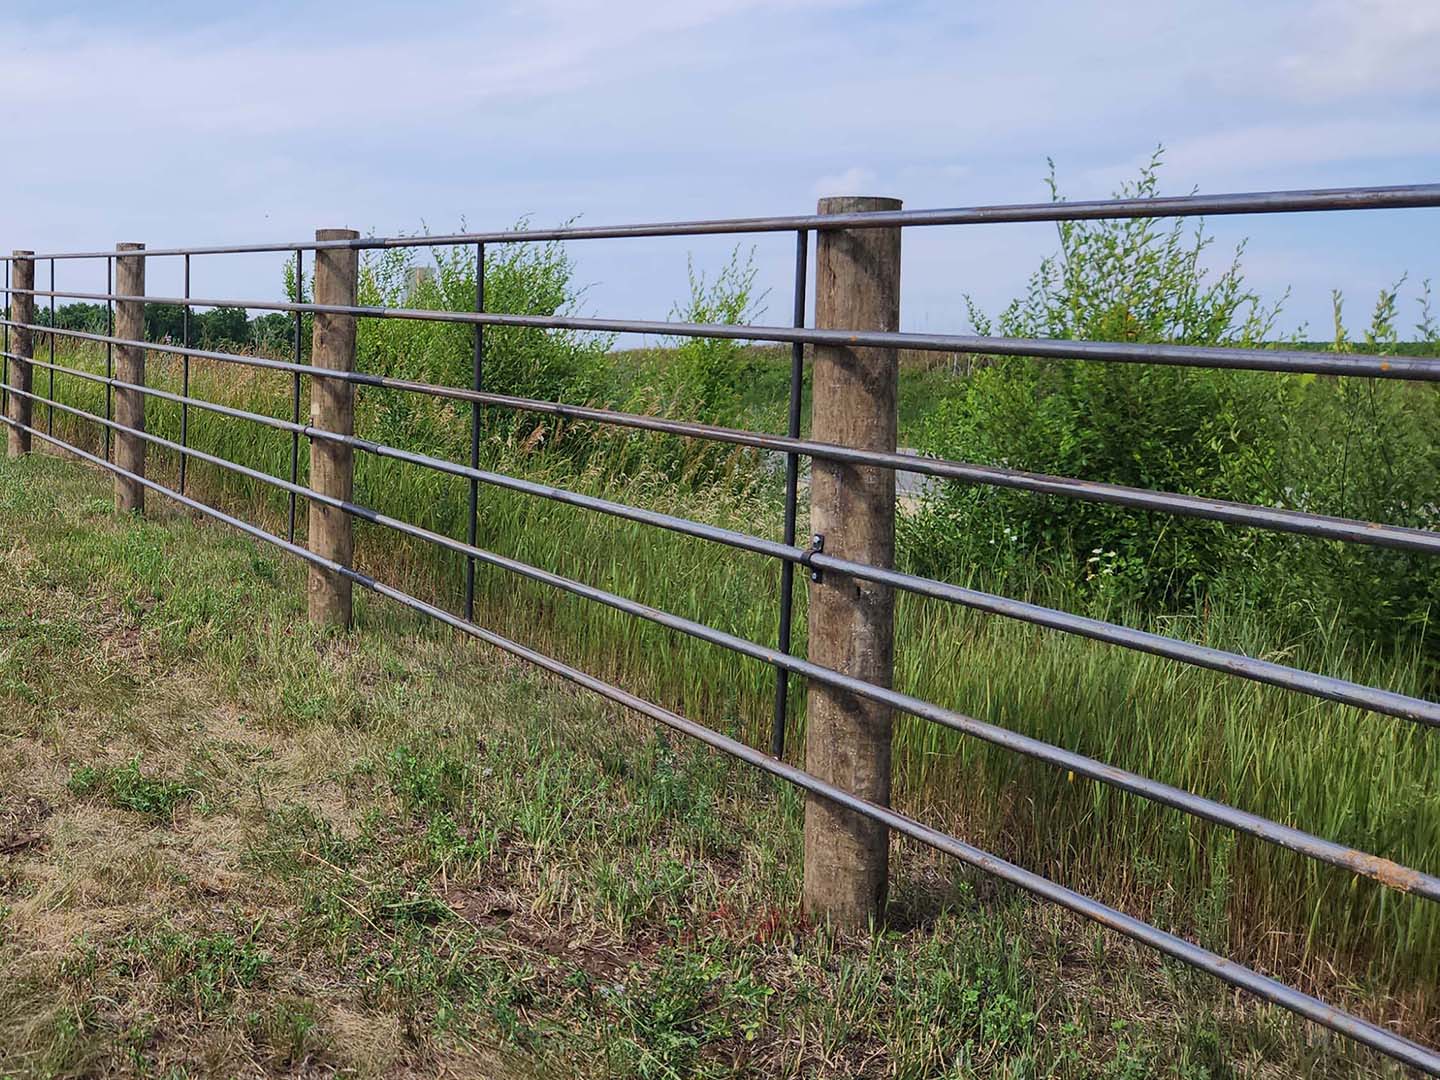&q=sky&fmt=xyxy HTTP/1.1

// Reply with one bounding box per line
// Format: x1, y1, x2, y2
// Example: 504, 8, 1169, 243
1, 0, 1437, 340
